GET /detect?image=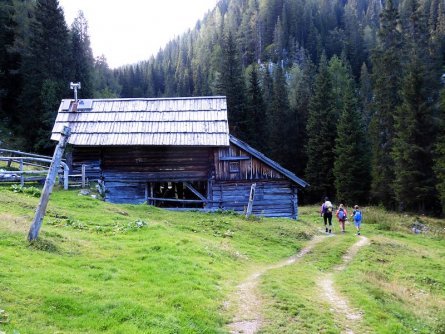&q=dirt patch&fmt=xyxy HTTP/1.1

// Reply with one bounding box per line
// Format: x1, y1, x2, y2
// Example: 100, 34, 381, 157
0, 213, 31, 233
227, 236, 323, 334
318, 236, 370, 334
